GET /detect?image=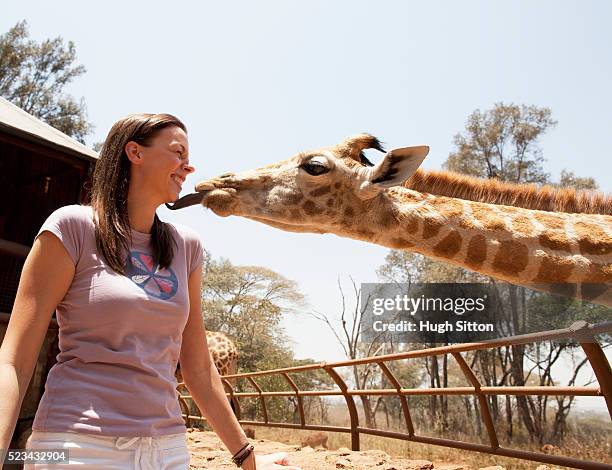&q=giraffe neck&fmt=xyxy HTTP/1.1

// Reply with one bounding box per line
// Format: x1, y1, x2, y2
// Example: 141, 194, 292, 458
342, 187, 612, 305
